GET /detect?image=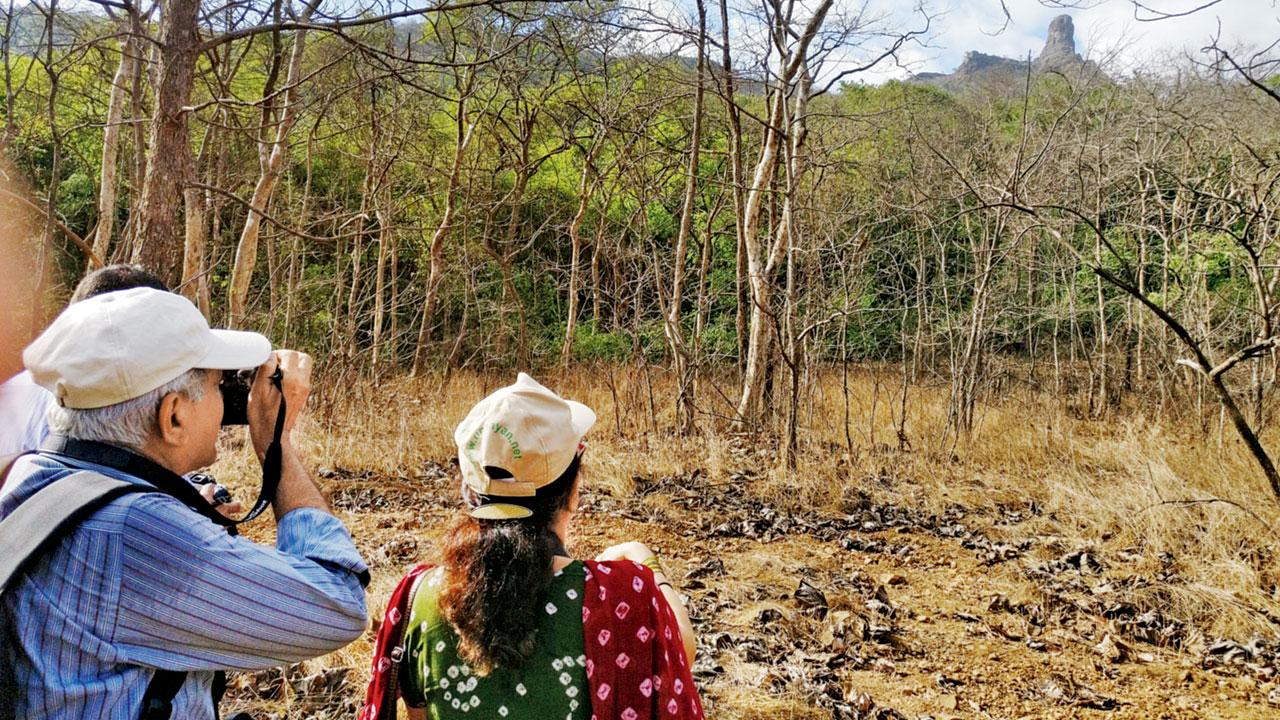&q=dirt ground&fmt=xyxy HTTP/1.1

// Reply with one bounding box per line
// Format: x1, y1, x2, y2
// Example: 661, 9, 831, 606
222, 451, 1280, 719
